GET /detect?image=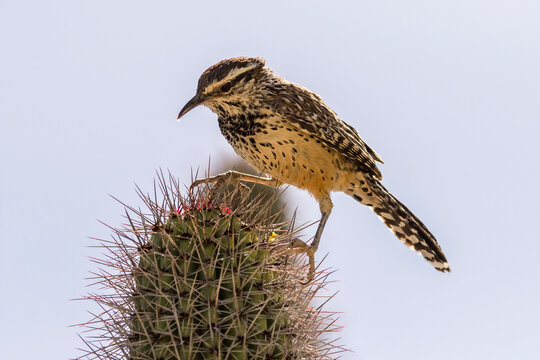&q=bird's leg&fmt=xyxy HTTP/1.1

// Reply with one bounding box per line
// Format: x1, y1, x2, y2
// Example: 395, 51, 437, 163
276, 195, 333, 284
